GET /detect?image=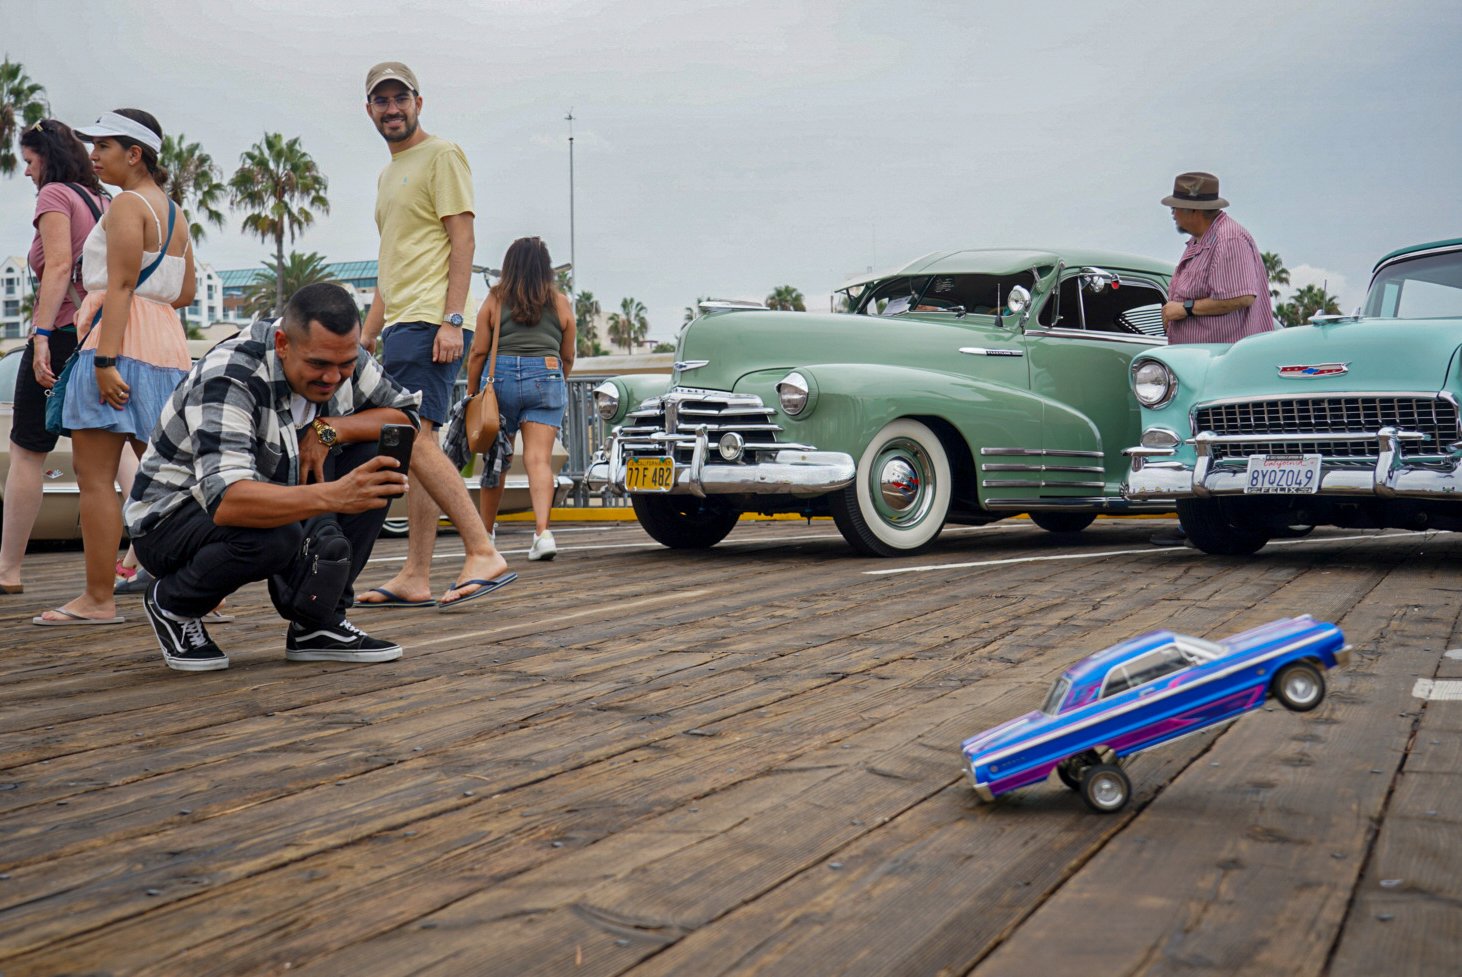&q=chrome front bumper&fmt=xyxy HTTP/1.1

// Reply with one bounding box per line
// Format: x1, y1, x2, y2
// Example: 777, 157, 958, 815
586, 427, 856, 498
1125, 426, 1462, 499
